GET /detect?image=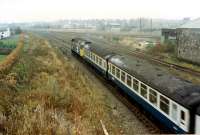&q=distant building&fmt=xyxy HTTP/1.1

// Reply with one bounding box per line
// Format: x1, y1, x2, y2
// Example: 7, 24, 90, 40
0, 28, 11, 40
161, 28, 177, 44
107, 23, 121, 32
